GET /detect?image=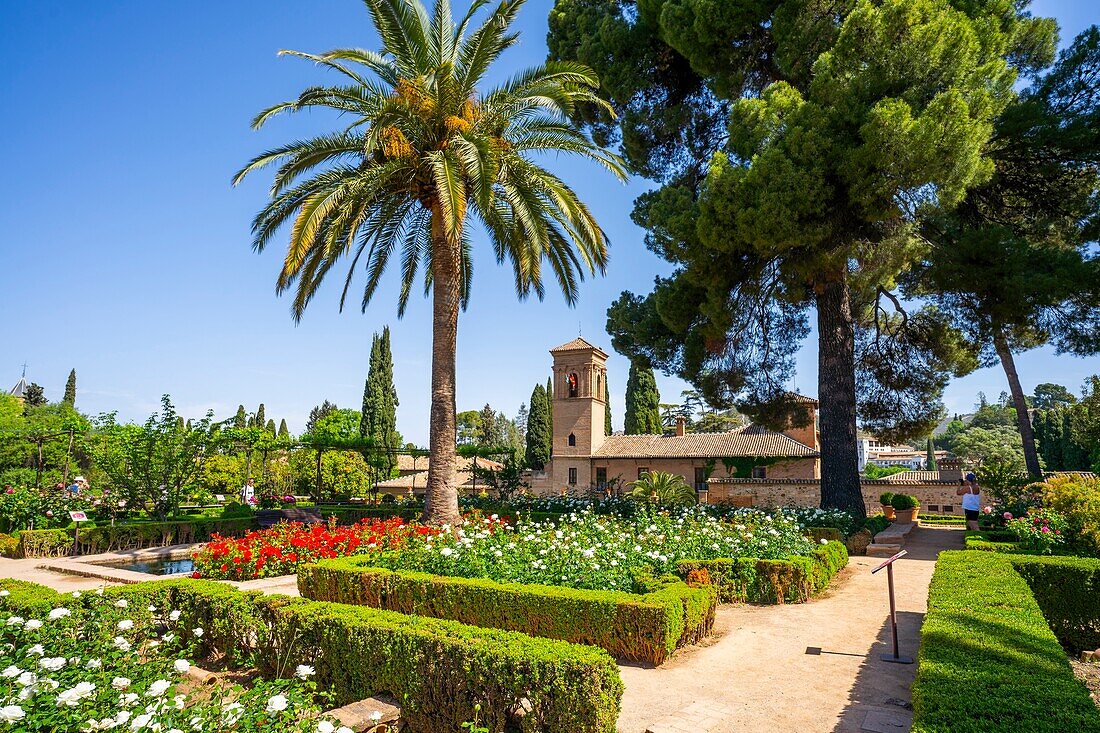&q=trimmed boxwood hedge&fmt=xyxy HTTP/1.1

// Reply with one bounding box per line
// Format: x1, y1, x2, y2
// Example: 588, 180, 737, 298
1011, 555, 1100, 655
676, 540, 849, 604
0, 577, 623, 733
298, 557, 715, 665
16, 517, 255, 557
911, 551, 1100, 732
